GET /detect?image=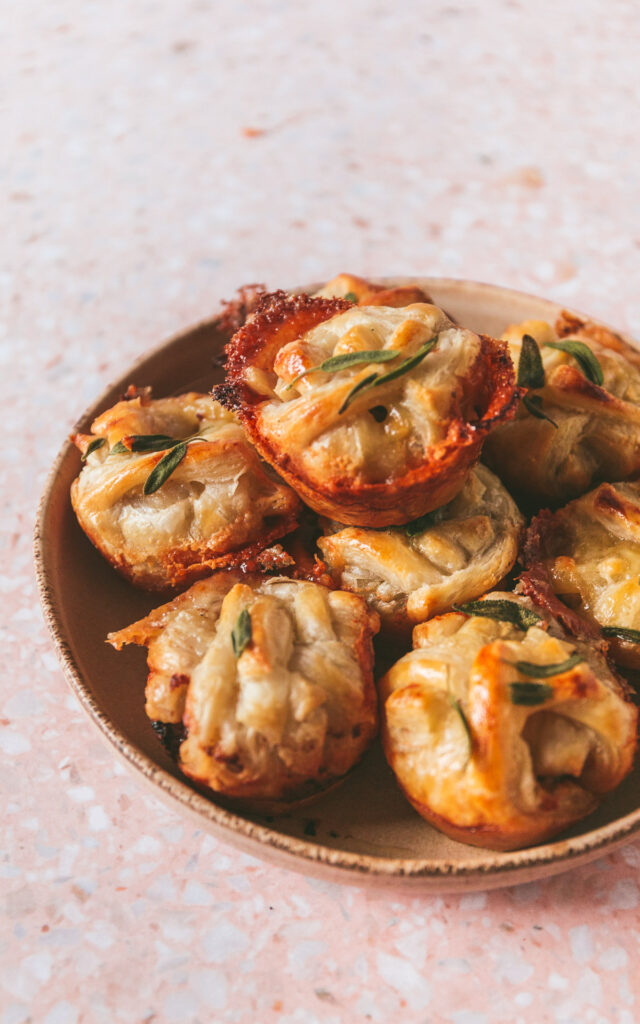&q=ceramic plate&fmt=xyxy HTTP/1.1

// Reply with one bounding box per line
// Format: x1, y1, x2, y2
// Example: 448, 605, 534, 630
35, 277, 640, 892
